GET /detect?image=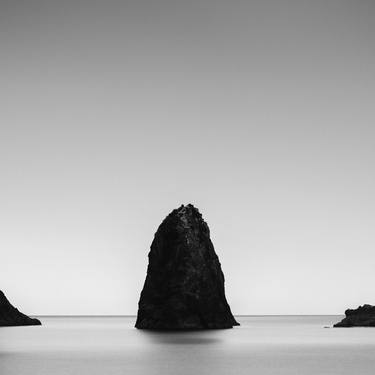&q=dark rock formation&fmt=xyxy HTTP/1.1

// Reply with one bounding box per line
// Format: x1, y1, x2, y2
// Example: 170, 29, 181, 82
334, 304, 375, 327
0, 291, 41, 327
136, 204, 239, 330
